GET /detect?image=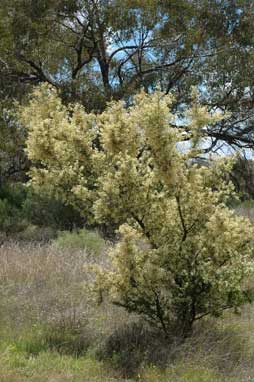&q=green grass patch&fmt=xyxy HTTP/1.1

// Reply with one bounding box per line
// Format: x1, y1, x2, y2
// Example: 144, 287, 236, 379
0, 348, 120, 382
139, 363, 231, 382
55, 228, 106, 255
